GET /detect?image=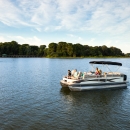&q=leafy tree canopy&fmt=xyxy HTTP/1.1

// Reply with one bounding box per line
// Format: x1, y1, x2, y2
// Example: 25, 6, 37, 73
0, 41, 127, 57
